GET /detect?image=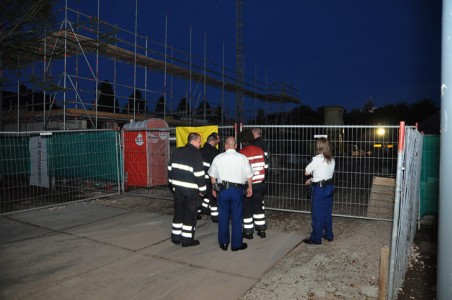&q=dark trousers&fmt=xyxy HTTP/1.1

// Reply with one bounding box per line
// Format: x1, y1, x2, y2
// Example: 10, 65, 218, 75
201, 182, 218, 220
310, 184, 335, 244
243, 183, 266, 234
217, 187, 243, 249
172, 187, 198, 243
